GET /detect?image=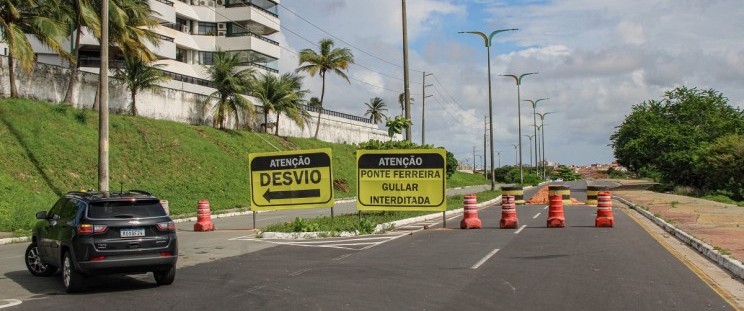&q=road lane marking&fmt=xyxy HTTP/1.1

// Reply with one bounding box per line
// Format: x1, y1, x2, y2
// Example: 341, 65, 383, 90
246, 285, 264, 293
532, 213, 541, 219
332, 254, 352, 261
543, 205, 548, 210
471, 248, 500, 269
289, 269, 311, 277
0, 299, 22, 309
0, 255, 23, 260
514, 225, 527, 234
